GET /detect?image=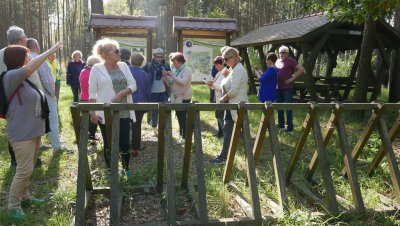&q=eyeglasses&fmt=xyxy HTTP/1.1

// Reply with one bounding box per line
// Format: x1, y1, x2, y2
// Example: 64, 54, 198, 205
114, 49, 120, 54
279, 52, 287, 54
